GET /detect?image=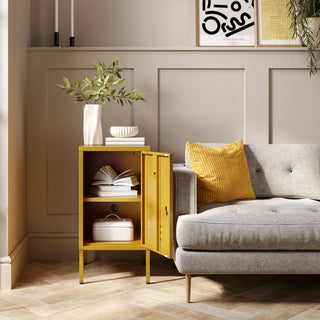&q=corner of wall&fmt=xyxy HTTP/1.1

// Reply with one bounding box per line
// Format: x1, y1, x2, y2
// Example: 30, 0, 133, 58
9, 234, 29, 289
